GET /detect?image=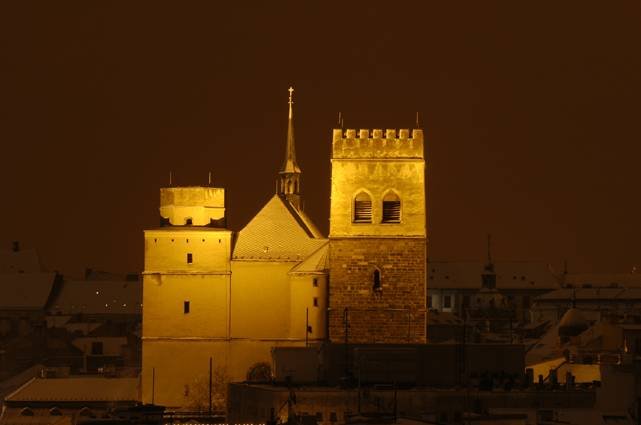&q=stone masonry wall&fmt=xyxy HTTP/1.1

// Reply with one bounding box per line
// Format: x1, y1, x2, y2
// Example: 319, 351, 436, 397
329, 237, 426, 344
